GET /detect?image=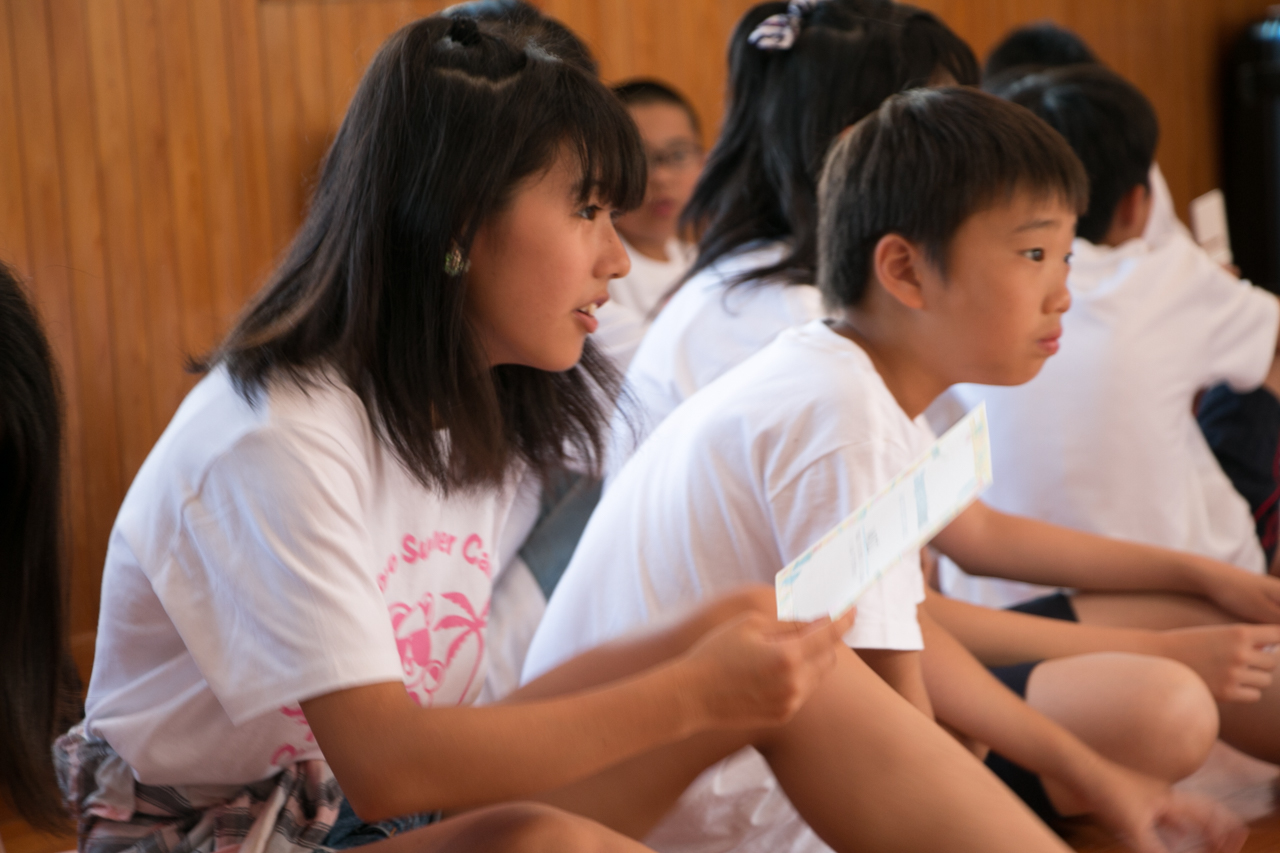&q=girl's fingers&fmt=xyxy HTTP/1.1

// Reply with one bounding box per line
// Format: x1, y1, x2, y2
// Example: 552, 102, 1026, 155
1244, 648, 1278, 671
1122, 825, 1170, 853
793, 608, 856, 660
1235, 665, 1273, 687
1161, 796, 1247, 853
1246, 624, 1280, 649
1224, 685, 1263, 703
